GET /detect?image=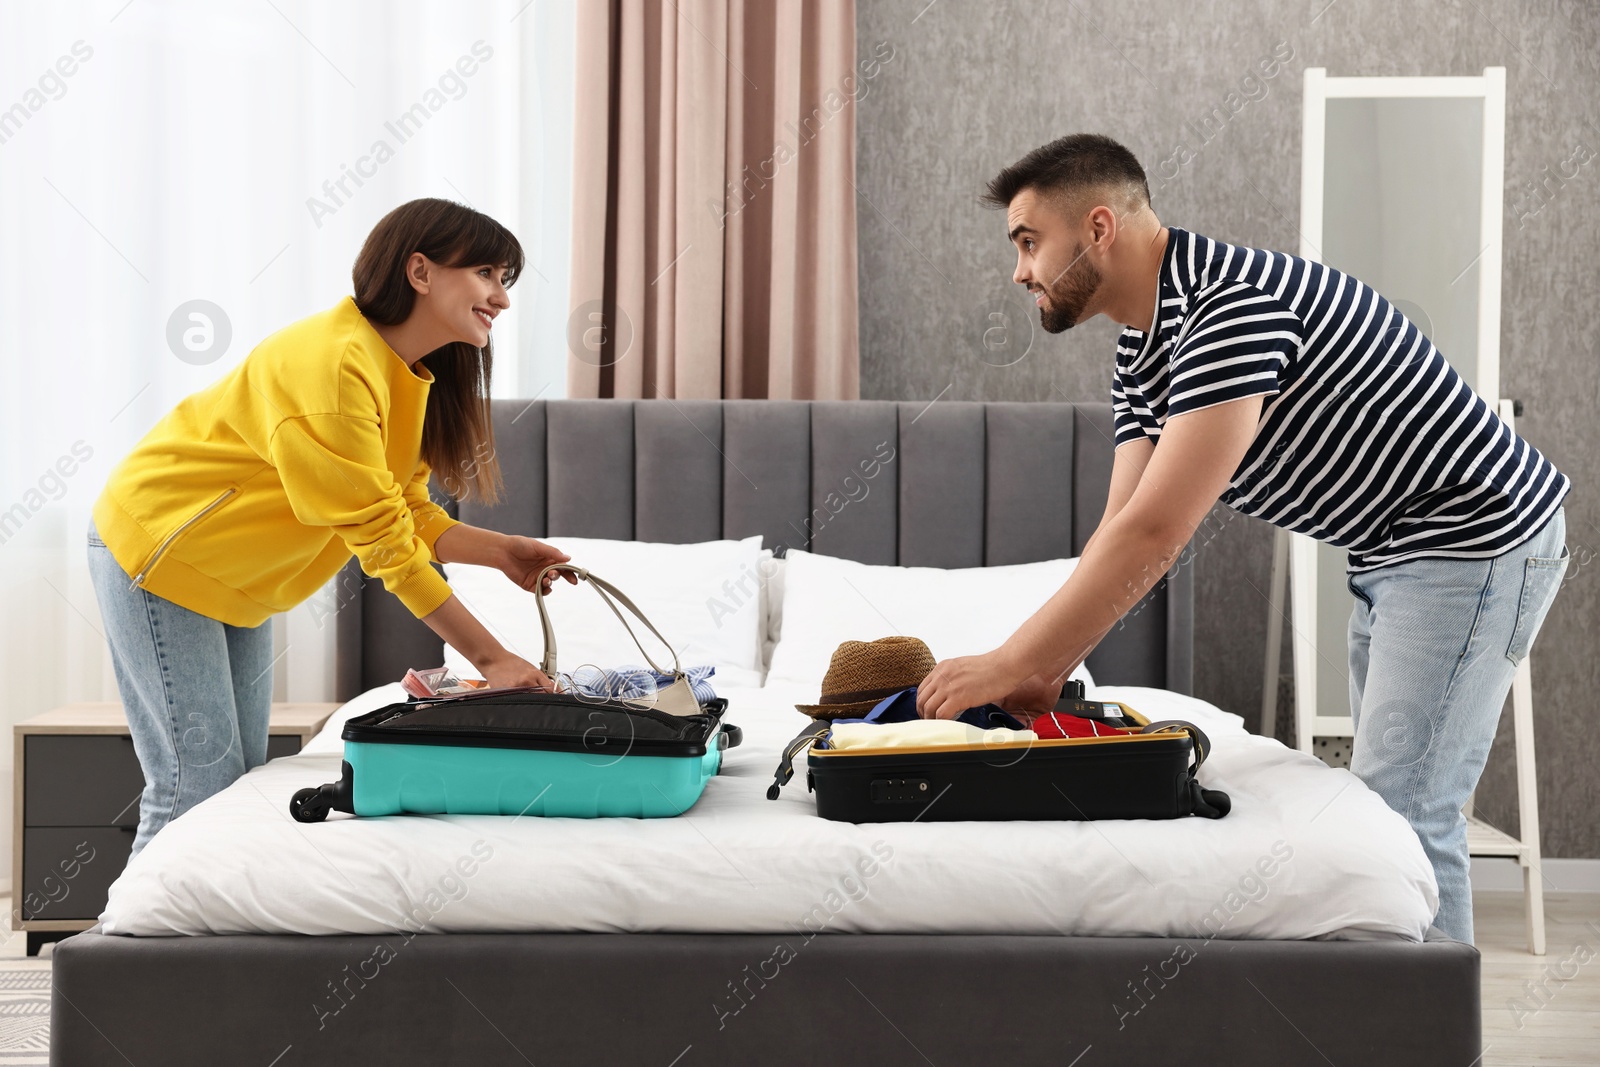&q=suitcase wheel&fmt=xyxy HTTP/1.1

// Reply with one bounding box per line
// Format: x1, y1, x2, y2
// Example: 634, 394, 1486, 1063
290, 762, 357, 823
290, 786, 332, 823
